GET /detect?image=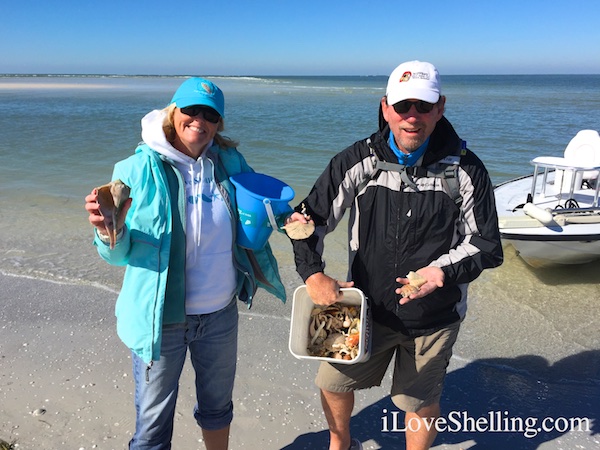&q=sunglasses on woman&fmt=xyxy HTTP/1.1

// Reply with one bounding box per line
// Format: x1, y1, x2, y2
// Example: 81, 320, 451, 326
180, 105, 221, 124
392, 100, 436, 114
